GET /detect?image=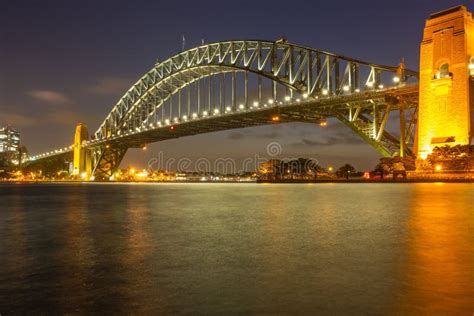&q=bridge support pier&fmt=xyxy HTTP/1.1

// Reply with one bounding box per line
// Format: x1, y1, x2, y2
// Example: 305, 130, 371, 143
417, 5, 474, 159
399, 104, 406, 157
91, 146, 127, 181
73, 123, 91, 179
